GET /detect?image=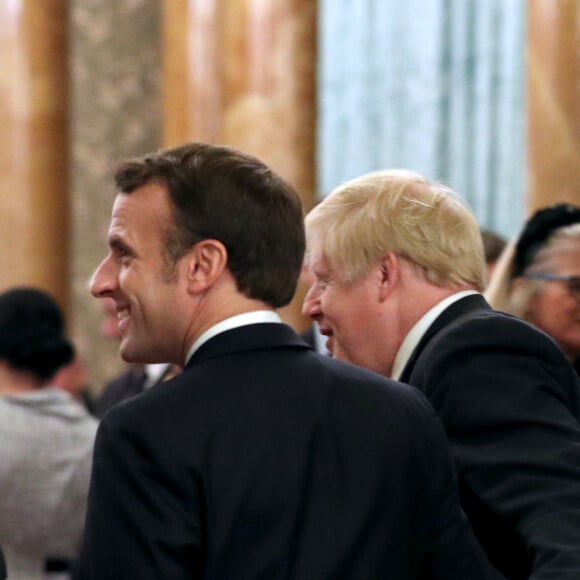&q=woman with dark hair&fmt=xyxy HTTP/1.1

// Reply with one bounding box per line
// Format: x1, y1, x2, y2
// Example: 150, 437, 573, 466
0, 287, 97, 579
486, 203, 580, 372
